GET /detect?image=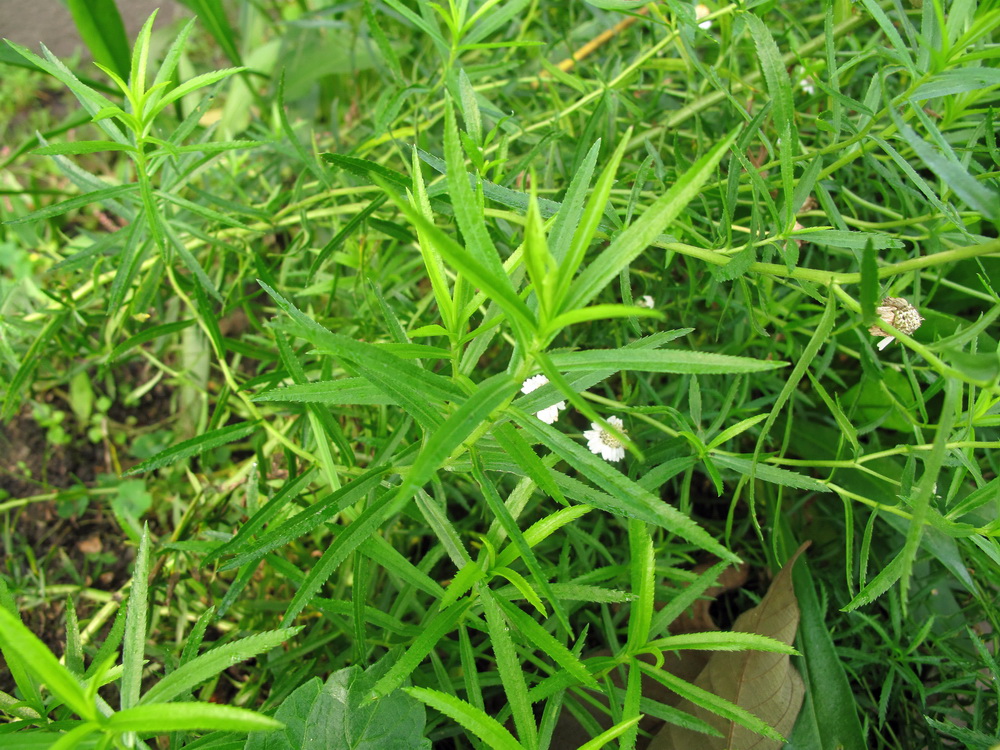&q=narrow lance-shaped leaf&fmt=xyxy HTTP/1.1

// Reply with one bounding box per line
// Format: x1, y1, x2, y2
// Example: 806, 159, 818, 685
66, 0, 130, 81
217, 460, 399, 572
283, 376, 517, 622
493, 595, 598, 689
0, 607, 96, 721
398, 373, 519, 499
404, 687, 524, 750
369, 600, 473, 699
554, 133, 630, 311
4, 184, 137, 225
549, 139, 601, 264
123, 421, 258, 476
121, 524, 151, 711
547, 348, 787, 375
745, 13, 796, 230
444, 100, 506, 282
375, 178, 538, 343
860, 240, 879, 326
514, 412, 739, 563
564, 126, 739, 312
651, 543, 809, 749
139, 627, 302, 705
106, 703, 283, 733
470, 450, 572, 635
